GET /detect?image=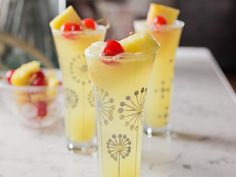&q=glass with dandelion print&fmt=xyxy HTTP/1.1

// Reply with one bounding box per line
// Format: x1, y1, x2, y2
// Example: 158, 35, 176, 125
50, 6, 107, 153
85, 32, 158, 177
134, 3, 185, 136
134, 20, 184, 135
